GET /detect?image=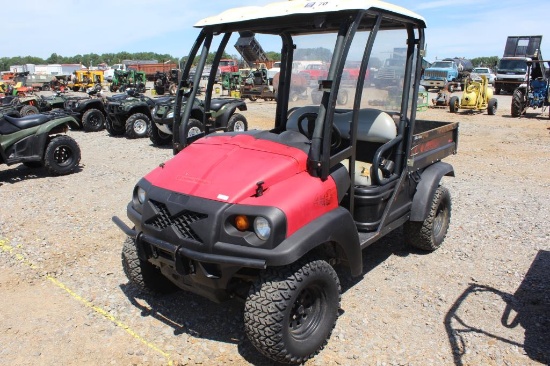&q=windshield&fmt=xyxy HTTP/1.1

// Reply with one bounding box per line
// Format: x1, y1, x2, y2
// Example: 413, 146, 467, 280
498, 59, 527, 71
472, 68, 490, 73
431, 61, 453, 68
